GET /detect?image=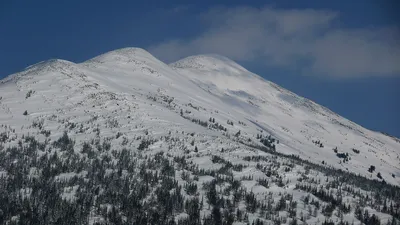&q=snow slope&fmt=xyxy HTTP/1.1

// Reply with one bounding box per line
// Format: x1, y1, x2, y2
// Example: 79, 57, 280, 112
0, 47, 399, 187
171, 54, 400, 184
